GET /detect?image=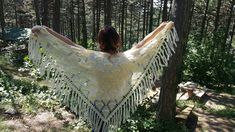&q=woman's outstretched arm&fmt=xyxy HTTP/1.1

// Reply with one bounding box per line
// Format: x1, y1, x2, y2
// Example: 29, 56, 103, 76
32, 26, 83, 48
132, 22, 173, 49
